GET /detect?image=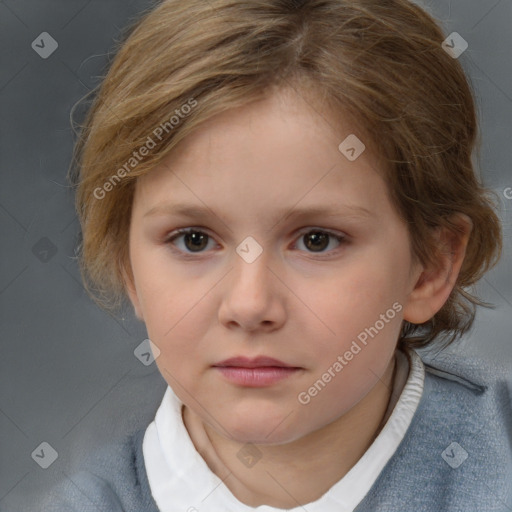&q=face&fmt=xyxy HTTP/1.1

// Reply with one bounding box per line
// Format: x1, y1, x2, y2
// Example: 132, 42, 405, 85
126, 86, 423, 445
